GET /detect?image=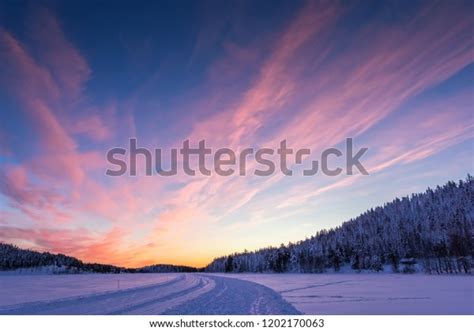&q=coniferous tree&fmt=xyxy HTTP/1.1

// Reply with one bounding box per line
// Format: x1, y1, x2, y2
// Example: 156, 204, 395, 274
206, 175, 474, 274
